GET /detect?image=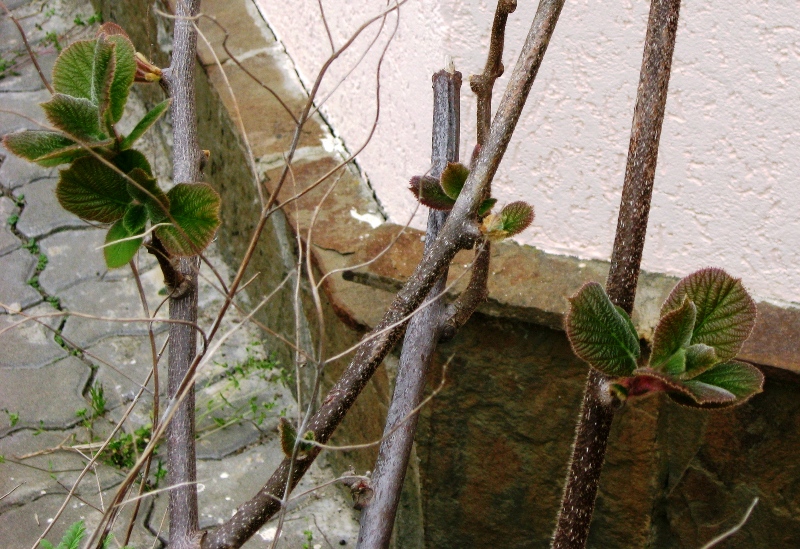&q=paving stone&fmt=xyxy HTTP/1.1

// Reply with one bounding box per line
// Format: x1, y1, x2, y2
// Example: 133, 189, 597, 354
59, 265, 169, 348
0, 145, 55, 190
0, 303, 66, 368
0, 356, 90, 437
0, 247, 41, 312
14, 178, 87, 239
38, 229, 107, 294
195, 353, 294, 460
0, 493, 159, 549
87, 334, 169, 428
0, 429, 125, 513
0, 89, 49, 136
0, 51, 57, 93
147, 444, 361, 548
0, 196, 20, 257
